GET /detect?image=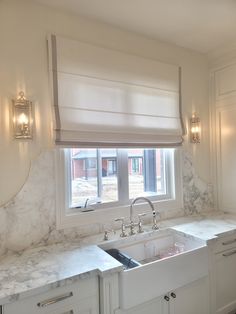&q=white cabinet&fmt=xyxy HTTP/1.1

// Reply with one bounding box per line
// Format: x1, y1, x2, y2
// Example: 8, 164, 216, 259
212, 62, 236, 213
3, 277, 99, 314
168, 277, 209, 314
117, 277, 209, 314
211, 59, 236, 314
211, 234, 236, 314
116, 296, 165, 314
215, 249, 236, 314
216, 103, 236, 212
